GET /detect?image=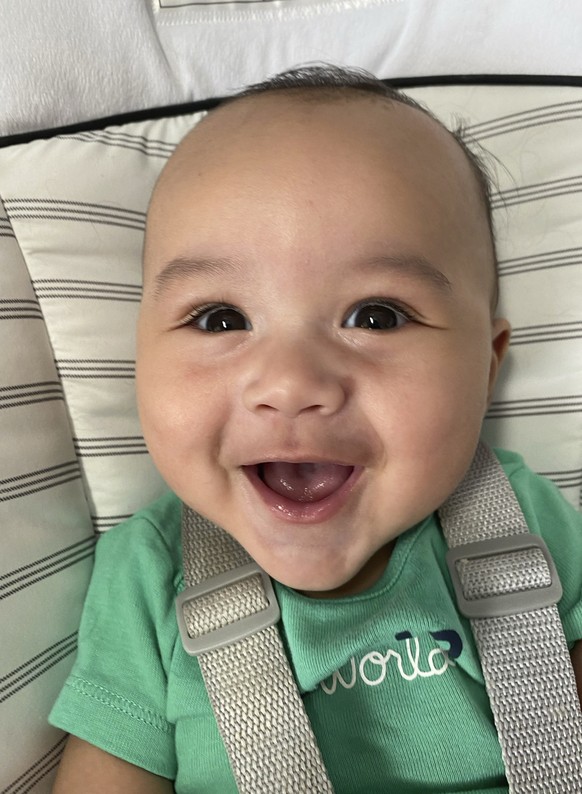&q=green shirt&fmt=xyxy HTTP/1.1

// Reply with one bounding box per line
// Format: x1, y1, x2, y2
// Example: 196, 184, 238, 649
50, 449, 582, 792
